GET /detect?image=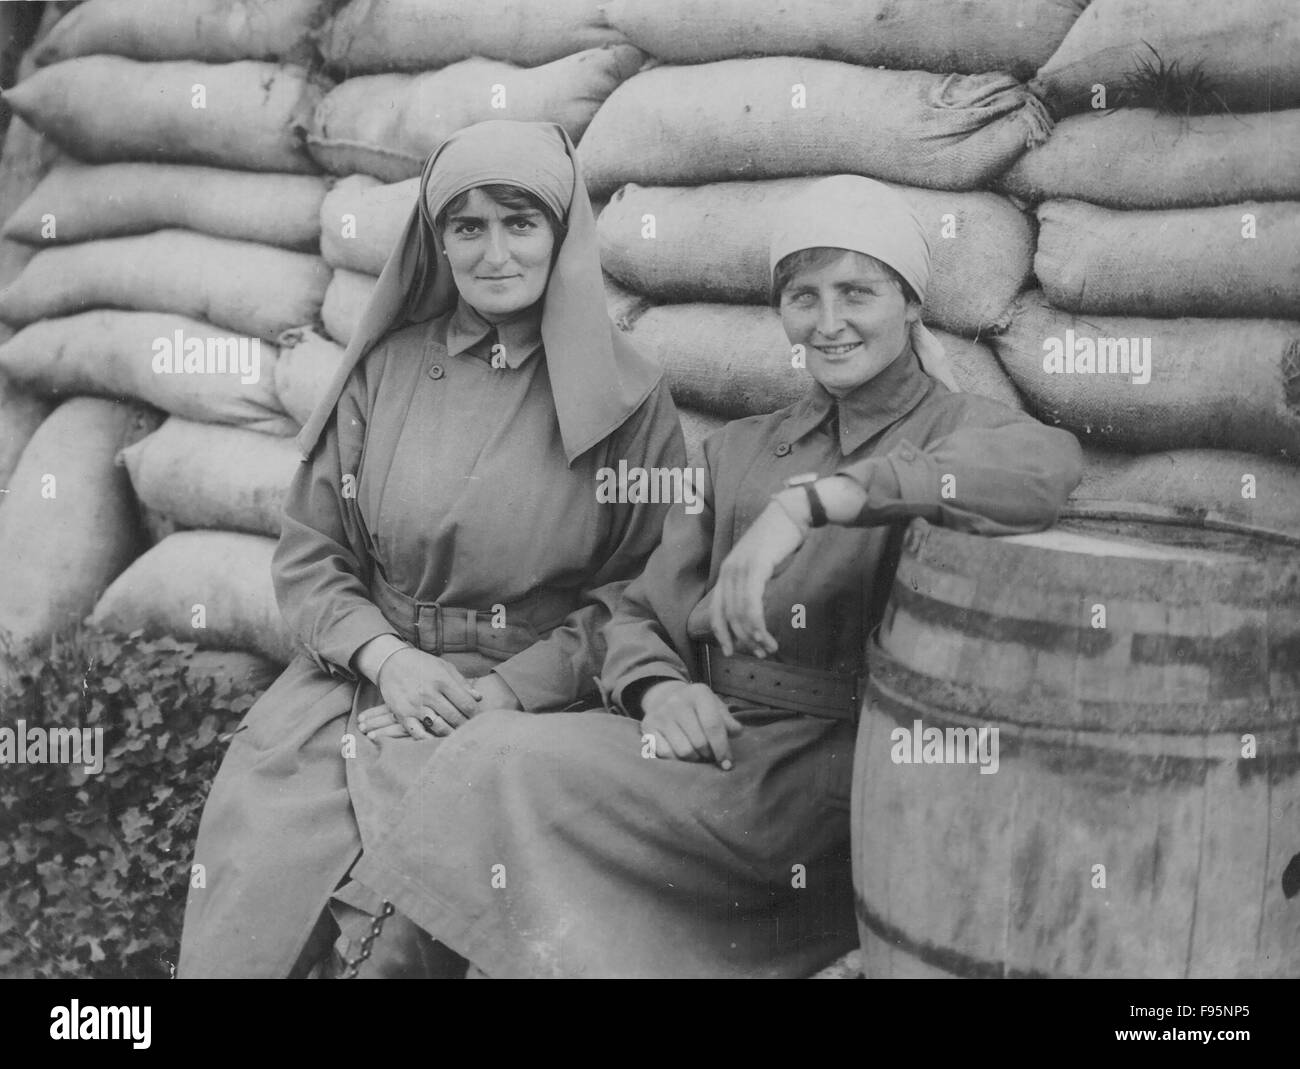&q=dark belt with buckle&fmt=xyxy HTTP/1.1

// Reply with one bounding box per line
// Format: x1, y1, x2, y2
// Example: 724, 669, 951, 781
697, 643, 861, 721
